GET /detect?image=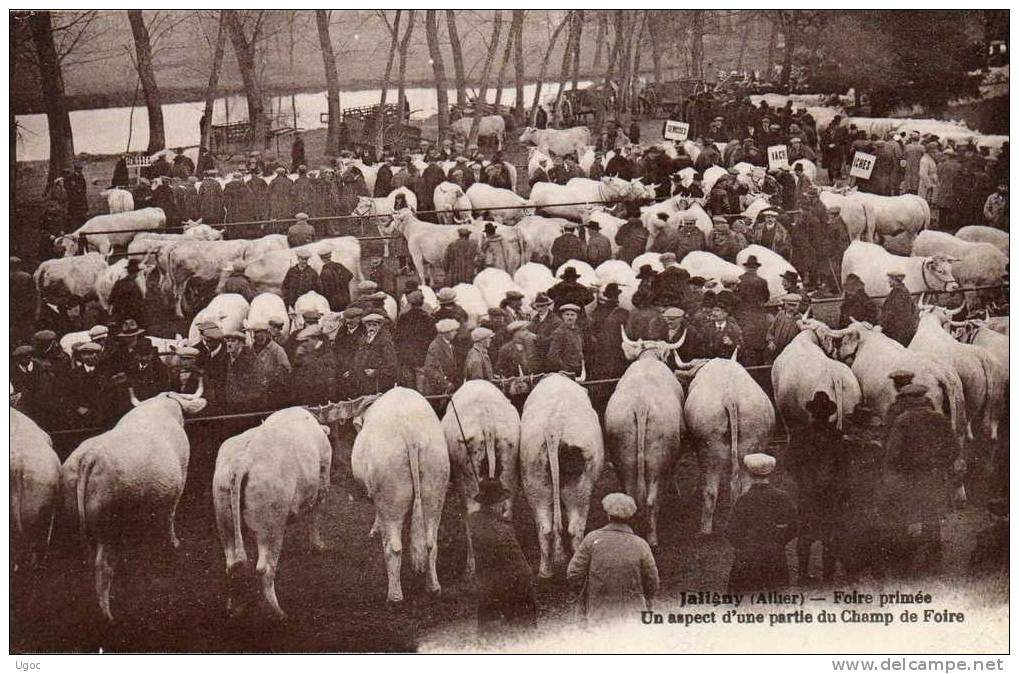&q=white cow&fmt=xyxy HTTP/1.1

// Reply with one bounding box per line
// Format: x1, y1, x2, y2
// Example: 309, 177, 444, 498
518, 126, 592, 157
187, 294, 250, 344
513, 263, 556, 302
911, 230, 1009, 294
955, 226, 1008, 255
683, 357, 775, 534
247, 293, 291, 336
515, 215, 571, 263
60, 390, 206, 620
212, 407, 333, 619
736, 245, 797, 299
352, 388, 449, 603
94, 257, 149, 313
433, 182, 473, 224
527, 146, 553, 180
101, 187, 135, 214
451, 284, 488, 327
848, 191, 931, 240
530, 177, 639, 222
34, 253, 108, 302
442, 381, 521, 576
243, 237, 362, 295
519, 374, 604, 578
465, 183, 532, 224
554, 260, 599, 287
451, 115, 506, 148
11, 408, 60, 570
473, 268, 527, 311
820, 190, 878, 242
292, 291, 331, 331
842, 241, 959, 297
678, 251, 743, 287
355, 187, 419, 220
57, 207, 166, 257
